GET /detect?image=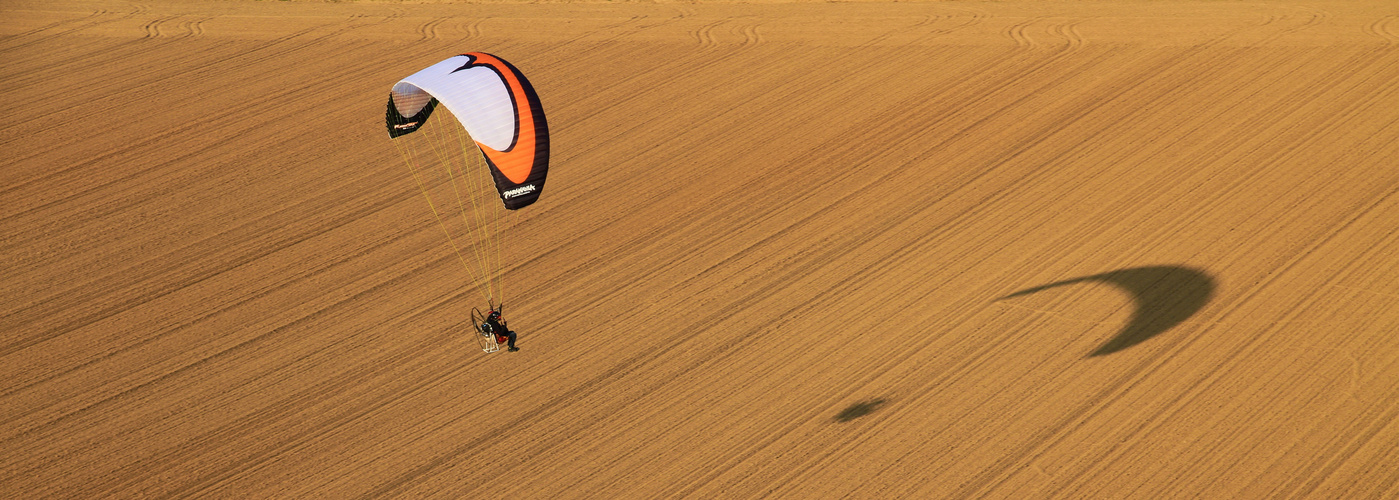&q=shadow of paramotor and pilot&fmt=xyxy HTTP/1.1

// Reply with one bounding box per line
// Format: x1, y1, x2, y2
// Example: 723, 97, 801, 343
830, 266, 1214, 423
